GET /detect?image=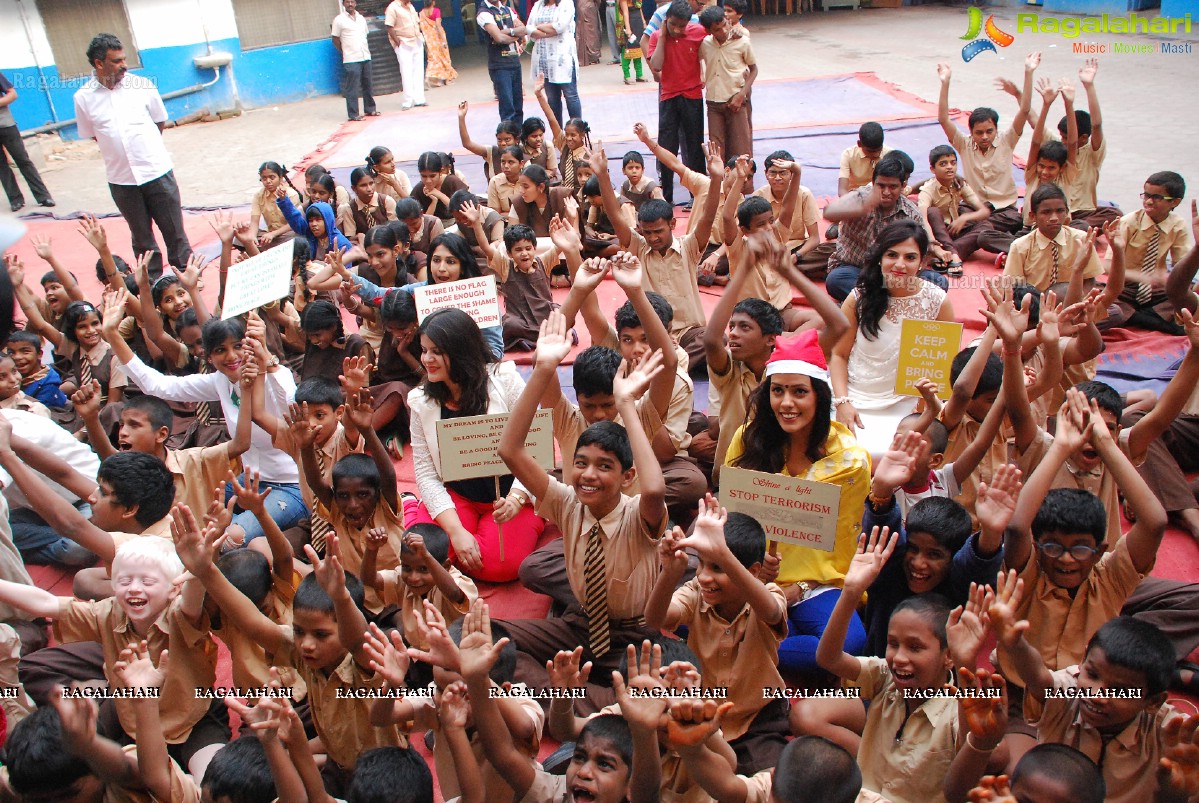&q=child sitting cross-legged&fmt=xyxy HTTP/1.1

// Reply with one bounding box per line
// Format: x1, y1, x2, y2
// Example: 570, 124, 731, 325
990, 572, 1199, 803
644, 496, 790, 774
